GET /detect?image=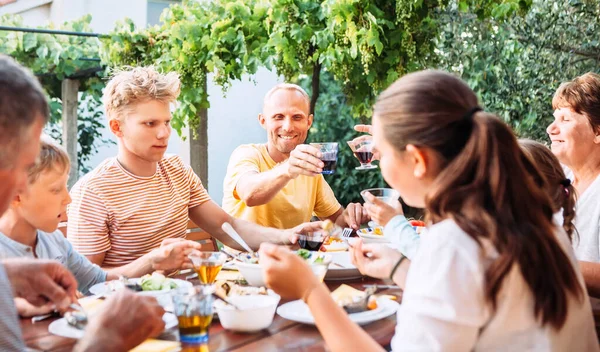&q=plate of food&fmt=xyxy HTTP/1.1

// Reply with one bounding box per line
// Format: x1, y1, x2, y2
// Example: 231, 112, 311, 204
88, 273, 192, 296
356, 226, 390, 243
277, 284, 399, 325
234, 250, 331, 287
48, 296, 178, 339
